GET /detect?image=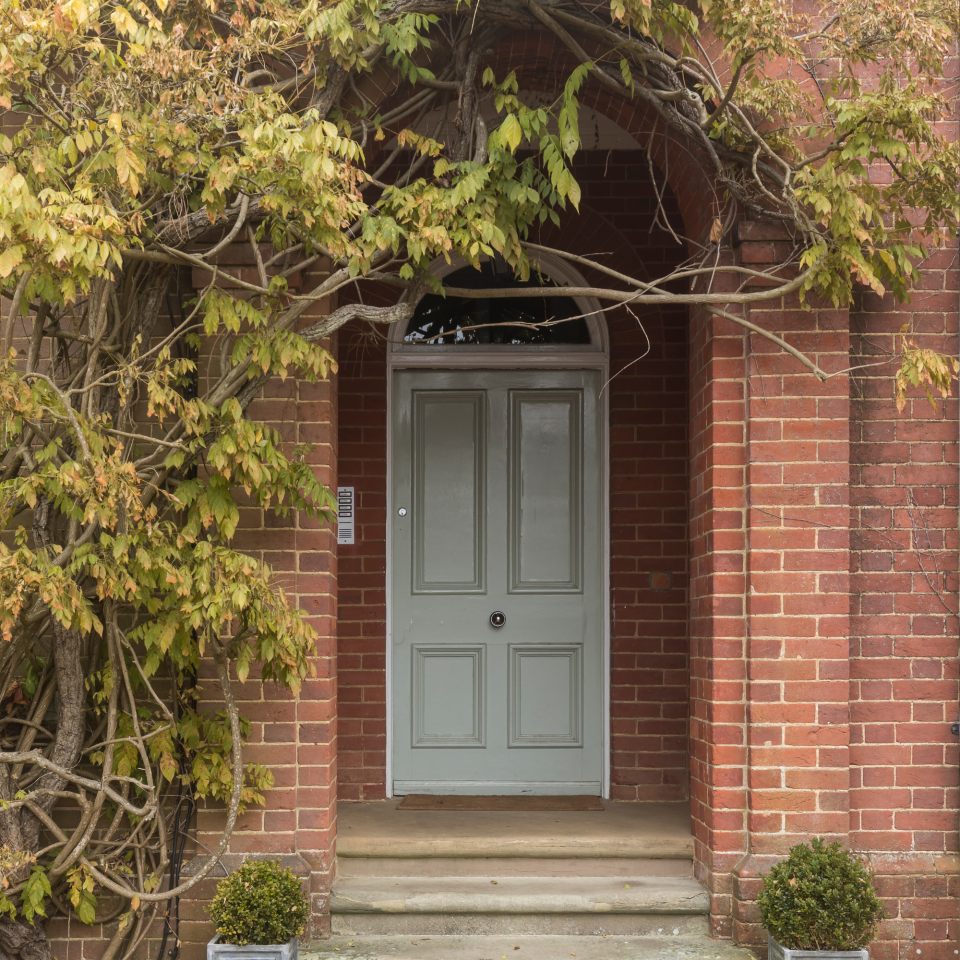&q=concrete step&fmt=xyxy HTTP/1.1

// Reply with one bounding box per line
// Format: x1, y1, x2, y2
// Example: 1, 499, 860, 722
330, 876, 709, 936
305, 935, 757, 960
332, 876, 707, 914
337, 858, 694, 879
